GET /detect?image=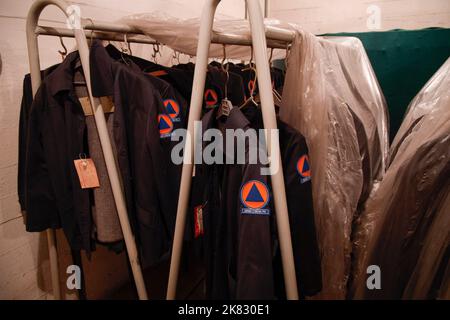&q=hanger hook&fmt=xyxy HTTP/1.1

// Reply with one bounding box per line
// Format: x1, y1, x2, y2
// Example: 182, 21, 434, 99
58, 36, 68, 60
221, 45, 229, 72
269, 48, 274, 65
123, 33, 129, 53
85, 18, 95, 47
284, 43, 291, 71
152, 43, 161, 63
124, 33, 132, 56
249, 45, 256, 69
221, 45, 230, 99
172, 49, 180, 65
